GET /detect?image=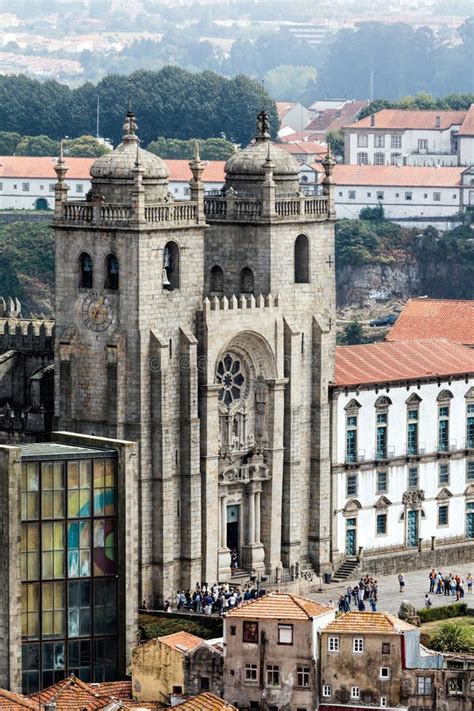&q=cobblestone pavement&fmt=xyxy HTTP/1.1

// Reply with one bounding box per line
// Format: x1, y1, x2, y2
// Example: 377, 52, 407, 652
311, 565, 474, 616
